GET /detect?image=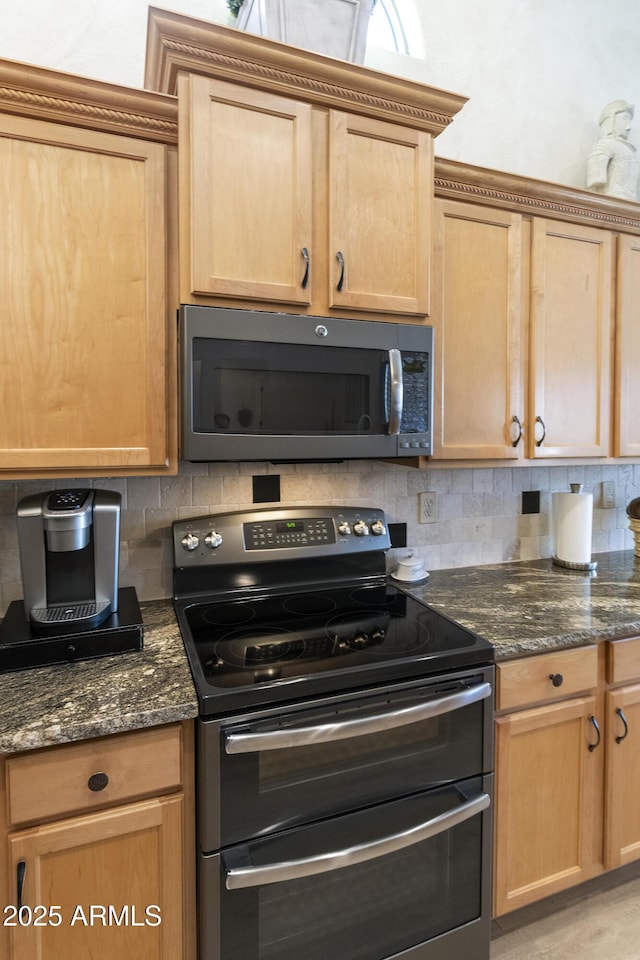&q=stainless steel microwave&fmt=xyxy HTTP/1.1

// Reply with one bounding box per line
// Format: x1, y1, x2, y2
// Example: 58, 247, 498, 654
179, 306, 433, 462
